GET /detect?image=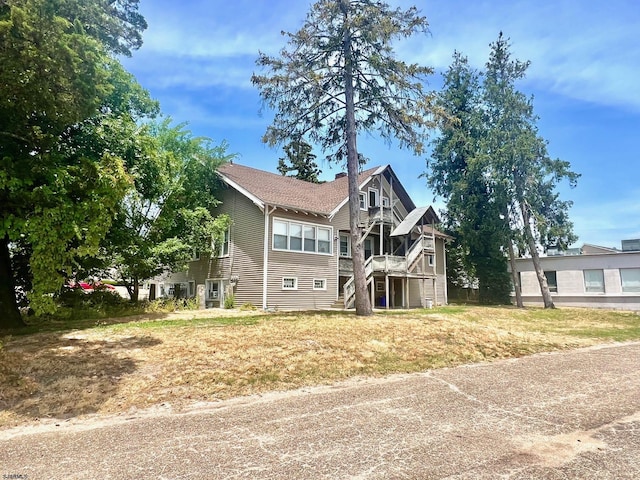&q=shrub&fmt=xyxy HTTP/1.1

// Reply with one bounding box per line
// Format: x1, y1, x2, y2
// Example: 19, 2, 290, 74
224, 295, 235, 309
